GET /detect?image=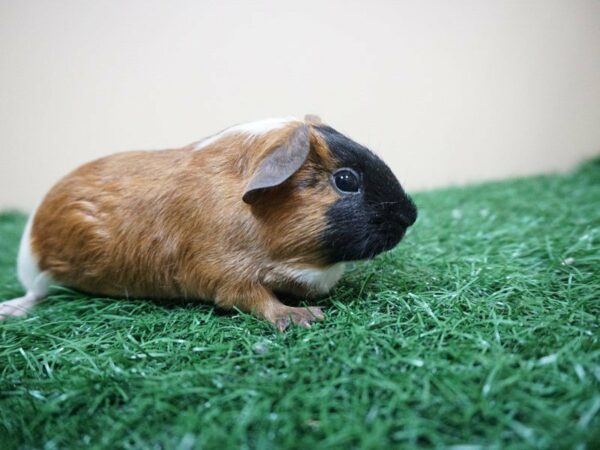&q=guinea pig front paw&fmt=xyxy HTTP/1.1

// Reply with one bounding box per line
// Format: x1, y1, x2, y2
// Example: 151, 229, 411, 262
267, 305, 324, 332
